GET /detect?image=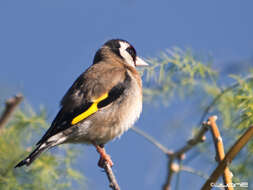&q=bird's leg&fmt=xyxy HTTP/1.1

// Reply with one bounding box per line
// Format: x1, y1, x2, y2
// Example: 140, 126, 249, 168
93, 143, 114, 168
